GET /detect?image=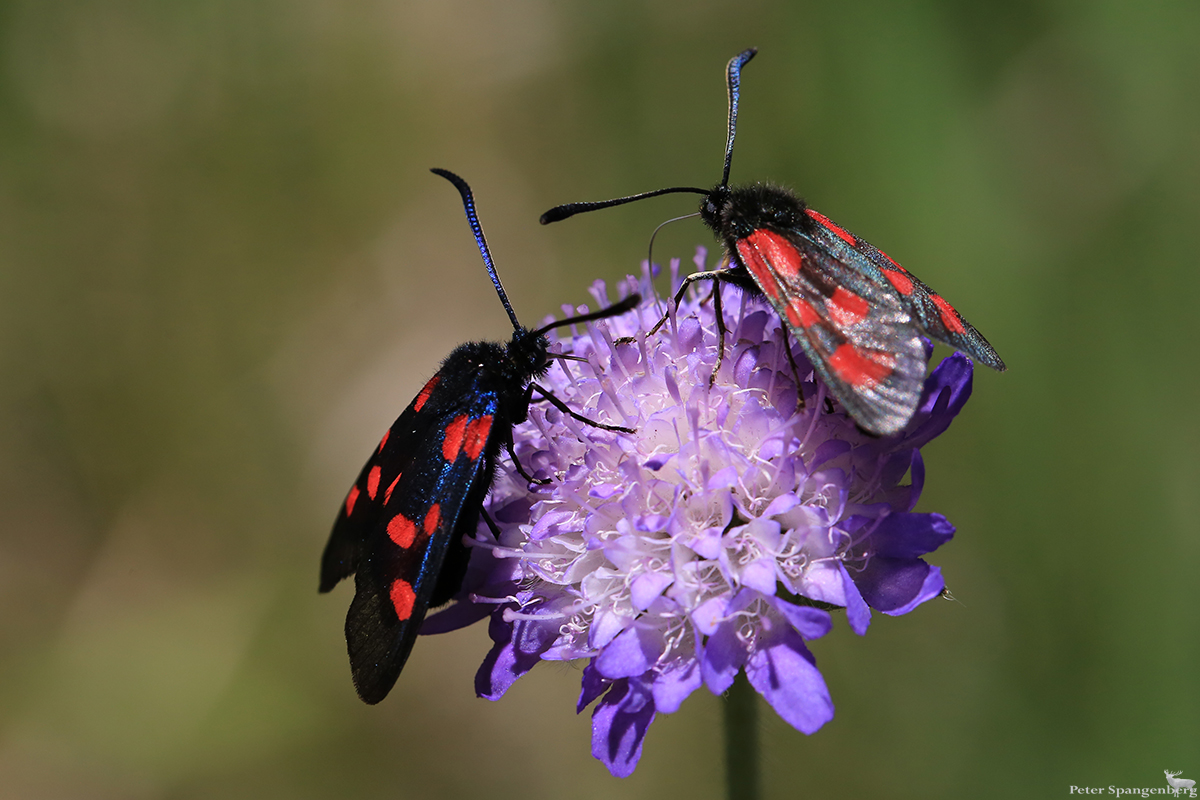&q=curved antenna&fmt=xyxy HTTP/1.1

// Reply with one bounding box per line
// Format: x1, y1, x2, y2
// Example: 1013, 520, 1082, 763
540, 186, 708, 225
533, 293, 641, 337
646, 211, 702, 271
431, 168, 522, 331
721, 48, 757, 188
